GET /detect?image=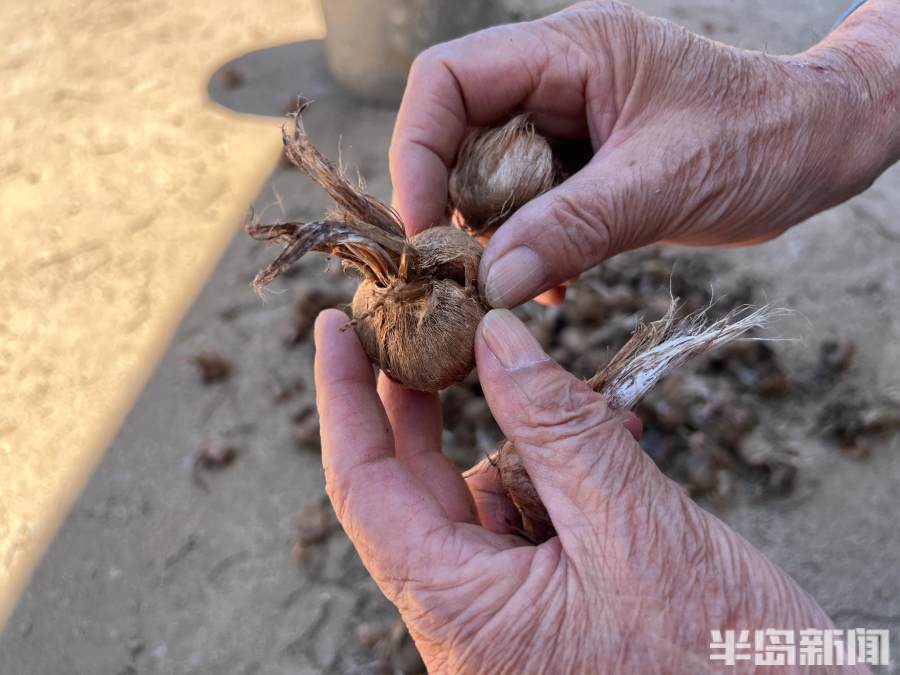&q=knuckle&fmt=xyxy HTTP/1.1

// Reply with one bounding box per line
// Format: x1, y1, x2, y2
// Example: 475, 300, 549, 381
590, 0, 638, 21
512, 373, 614, 462
544, 191, 613, 266
407, 42, 459, 89
408, 44, 443, 81
564, 0, 645, 56
390, 49, 466, 170
321, 455, 372, 523
569, 0, 599, 11
324, 474, 348, 524
565, 0, 636, 24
